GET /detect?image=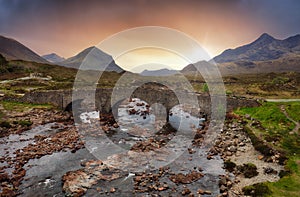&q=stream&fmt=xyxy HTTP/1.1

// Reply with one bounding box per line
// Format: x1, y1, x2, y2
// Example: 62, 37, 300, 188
0, 98, 225, 196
